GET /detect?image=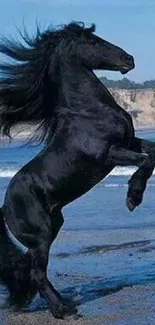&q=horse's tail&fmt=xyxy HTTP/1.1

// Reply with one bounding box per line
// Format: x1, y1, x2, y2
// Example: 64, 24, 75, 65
0, 207, 37, 307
